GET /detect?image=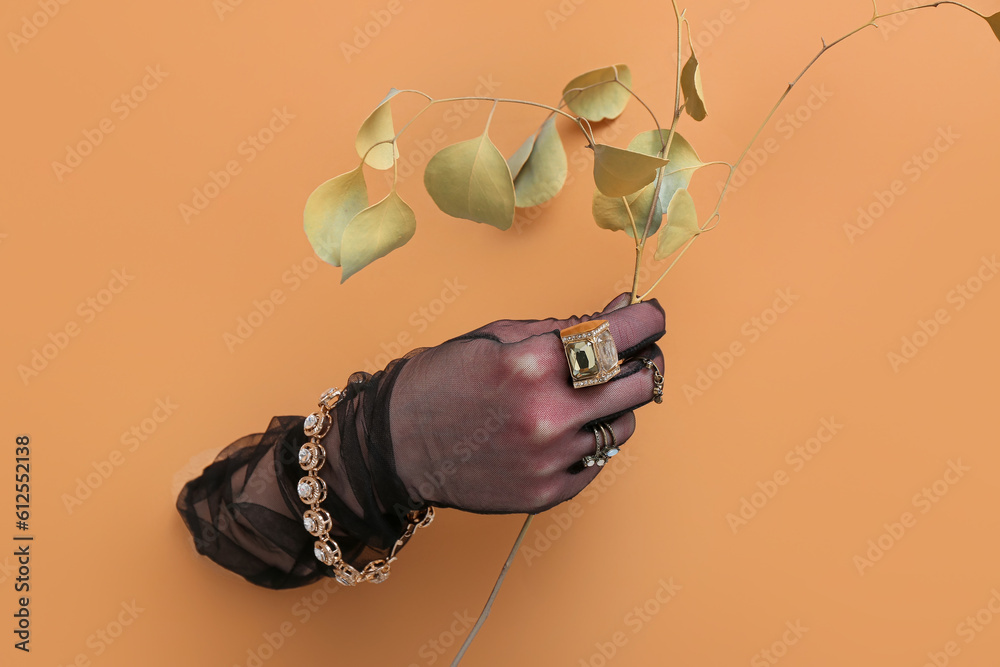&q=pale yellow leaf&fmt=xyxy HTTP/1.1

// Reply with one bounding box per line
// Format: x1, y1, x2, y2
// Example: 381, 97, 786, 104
355, 88, 401, 170
340, 190, 416, 282
303, 165, 368, 267
628, 130, 705, 219
592, 184, 661, 238
424, 132, 516, 230
507, 117, 567, 208
562, 65, 632, 122
507, 132, 535, 180
680, 54, 707, 121
592, 144, 669, 198
654, 188, 700, 260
